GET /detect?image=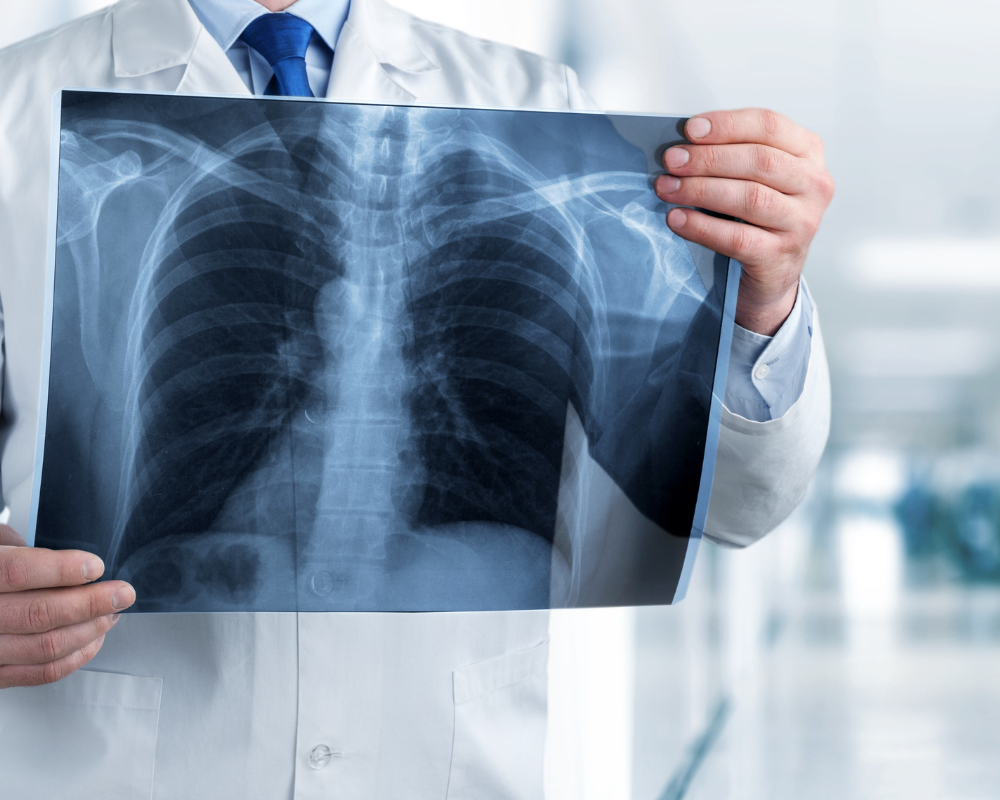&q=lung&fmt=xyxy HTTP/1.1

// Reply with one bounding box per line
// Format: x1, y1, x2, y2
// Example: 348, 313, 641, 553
32, 91, 737, 612
402, 143, 606, 541
109, 135, 345, 608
